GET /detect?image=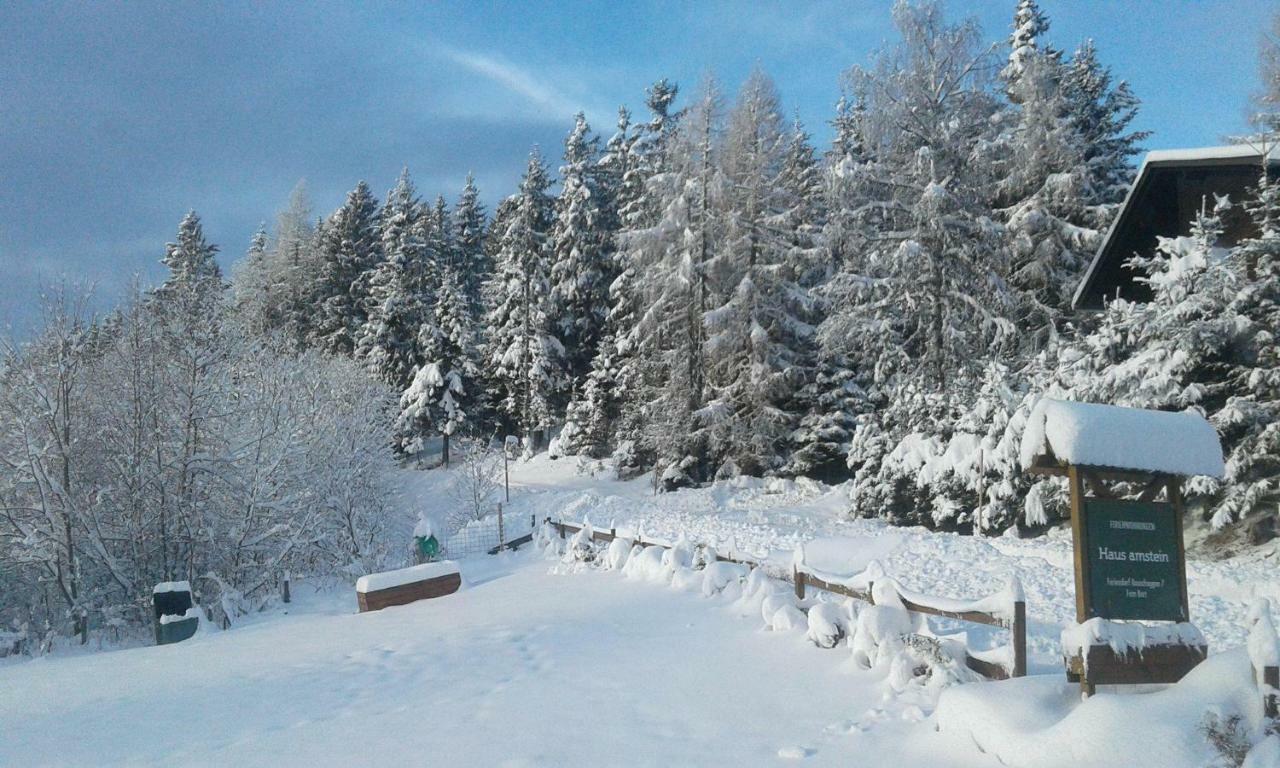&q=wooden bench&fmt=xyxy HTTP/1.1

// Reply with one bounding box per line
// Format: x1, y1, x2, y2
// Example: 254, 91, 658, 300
356, 561, 461, 613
